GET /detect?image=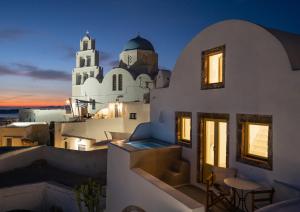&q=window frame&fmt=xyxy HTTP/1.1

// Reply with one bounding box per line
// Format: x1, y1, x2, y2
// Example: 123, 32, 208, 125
201, 45, 225, 90
236, 114, 273, 170
175, 111, 192, 147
